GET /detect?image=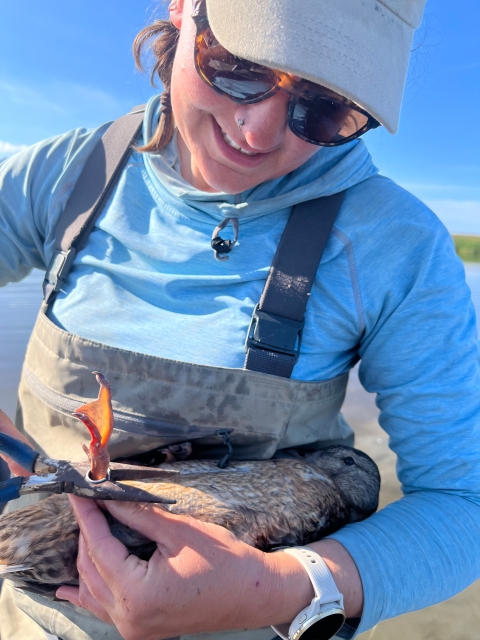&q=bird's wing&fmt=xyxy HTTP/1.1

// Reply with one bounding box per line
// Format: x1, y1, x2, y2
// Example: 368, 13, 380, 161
0, 564, 33, 574
0, 494, 79, 585
124, 461, 326, 549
